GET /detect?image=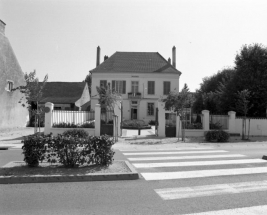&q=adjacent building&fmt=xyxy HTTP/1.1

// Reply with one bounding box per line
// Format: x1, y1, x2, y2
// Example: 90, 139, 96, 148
0, 20, 29, 129
91, 46, 181, 123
